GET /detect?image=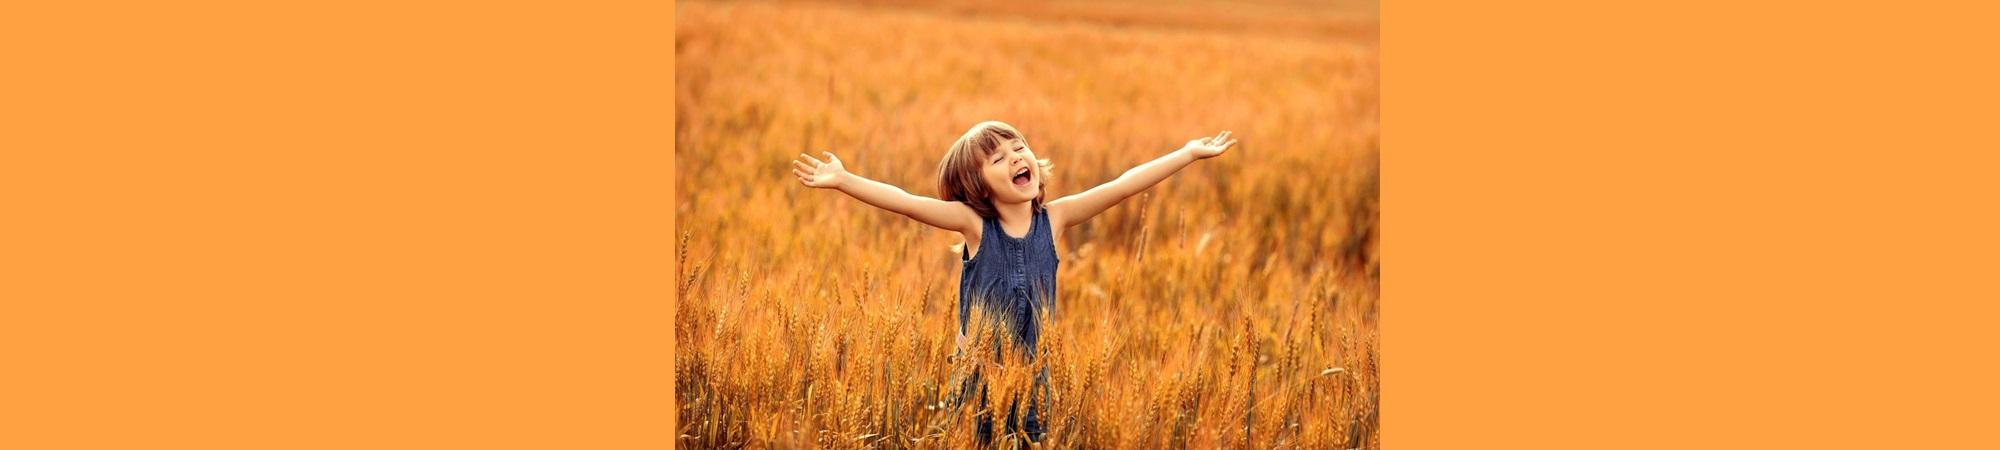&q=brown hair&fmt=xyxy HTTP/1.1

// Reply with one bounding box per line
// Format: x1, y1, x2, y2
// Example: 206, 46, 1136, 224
936, 121, 1052, 219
